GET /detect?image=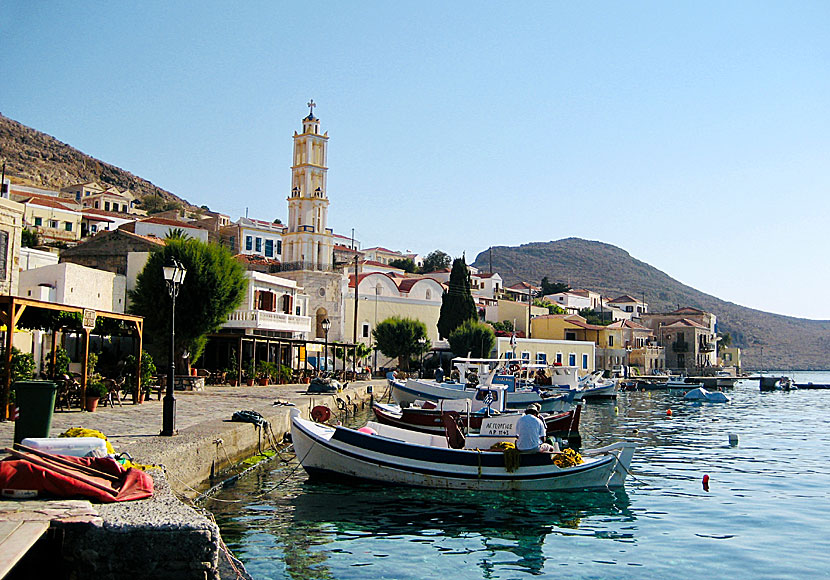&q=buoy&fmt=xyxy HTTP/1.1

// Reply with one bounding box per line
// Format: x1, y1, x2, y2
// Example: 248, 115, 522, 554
614, 406, 619, 414
357, 426, 377, 435
703, 474, 710, 491
666, 409, 672, 416
729, 433, 739, 446
310, 405, 332, 423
